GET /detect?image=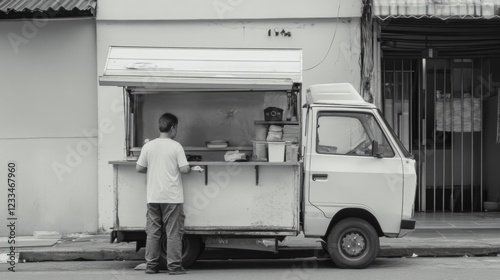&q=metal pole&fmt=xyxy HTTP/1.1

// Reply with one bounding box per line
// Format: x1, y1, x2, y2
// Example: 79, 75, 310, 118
461, 60, 464, 212
423, 58, 427, 212
442, 60, 447, 212
410, 60, 413, 154
433, 59, 437, 212
383, 61, 386, 115
394, 60, 397, 136
480, 59, 487, 211
450, 59, 455, 212
123, 87, 130, 158
470, 59, 475, 212
401, 59, 404, 153
418, 60, 422, 212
